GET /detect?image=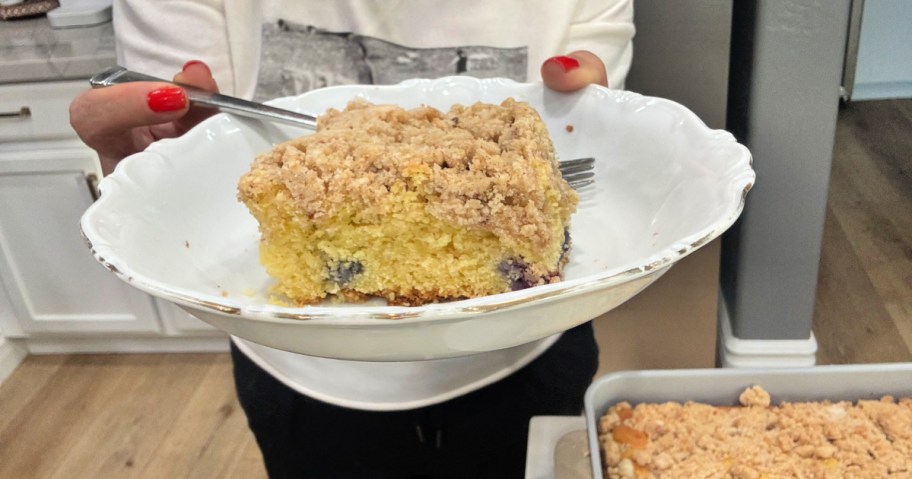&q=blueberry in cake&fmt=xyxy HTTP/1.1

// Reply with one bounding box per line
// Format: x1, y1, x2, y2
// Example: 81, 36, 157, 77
237, 98, 578, 306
